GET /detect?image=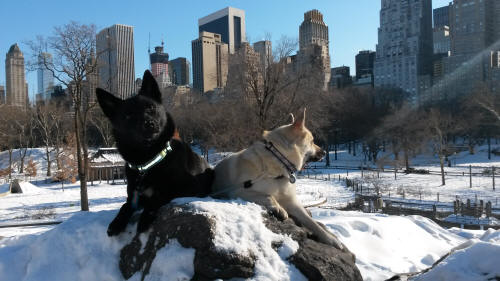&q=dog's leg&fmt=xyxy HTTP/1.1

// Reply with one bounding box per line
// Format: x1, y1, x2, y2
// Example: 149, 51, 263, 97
108, 202, 134, 236
281, 199, 344, 250
193, 168, 215, 196
242, 192, 289, 221
136, 206, 159, 233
